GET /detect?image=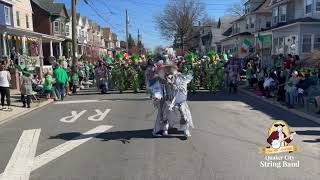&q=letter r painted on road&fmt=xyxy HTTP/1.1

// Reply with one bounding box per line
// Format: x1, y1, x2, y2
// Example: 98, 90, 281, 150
60, 110, 87, 123
88, 109, 111, 122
